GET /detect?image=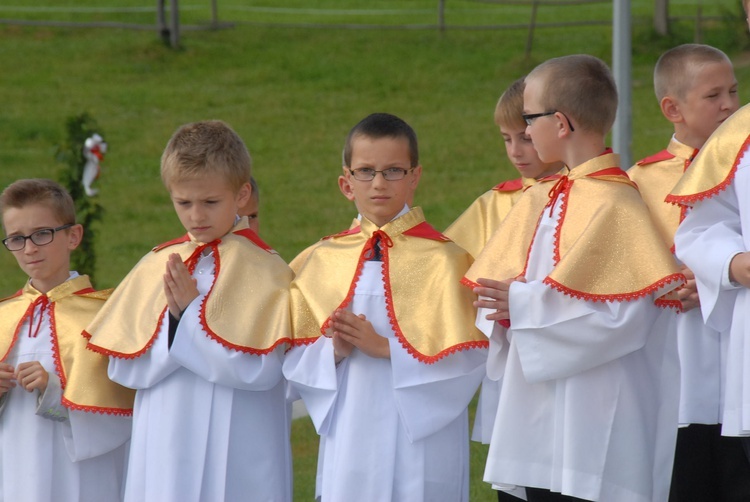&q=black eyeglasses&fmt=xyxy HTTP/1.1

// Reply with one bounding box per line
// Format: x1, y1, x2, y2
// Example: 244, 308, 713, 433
2, 223, 74, 251
521, 110, 576, 132
348, 167, 414, 181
